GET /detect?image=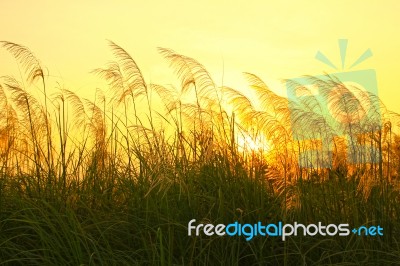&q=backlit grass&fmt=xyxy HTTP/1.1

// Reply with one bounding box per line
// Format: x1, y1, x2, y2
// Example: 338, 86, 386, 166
0, 41, 399, 265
